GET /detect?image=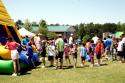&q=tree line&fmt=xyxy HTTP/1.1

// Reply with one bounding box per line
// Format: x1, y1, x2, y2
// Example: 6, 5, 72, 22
73, 22, 125, 41
15, 19, 125, 40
